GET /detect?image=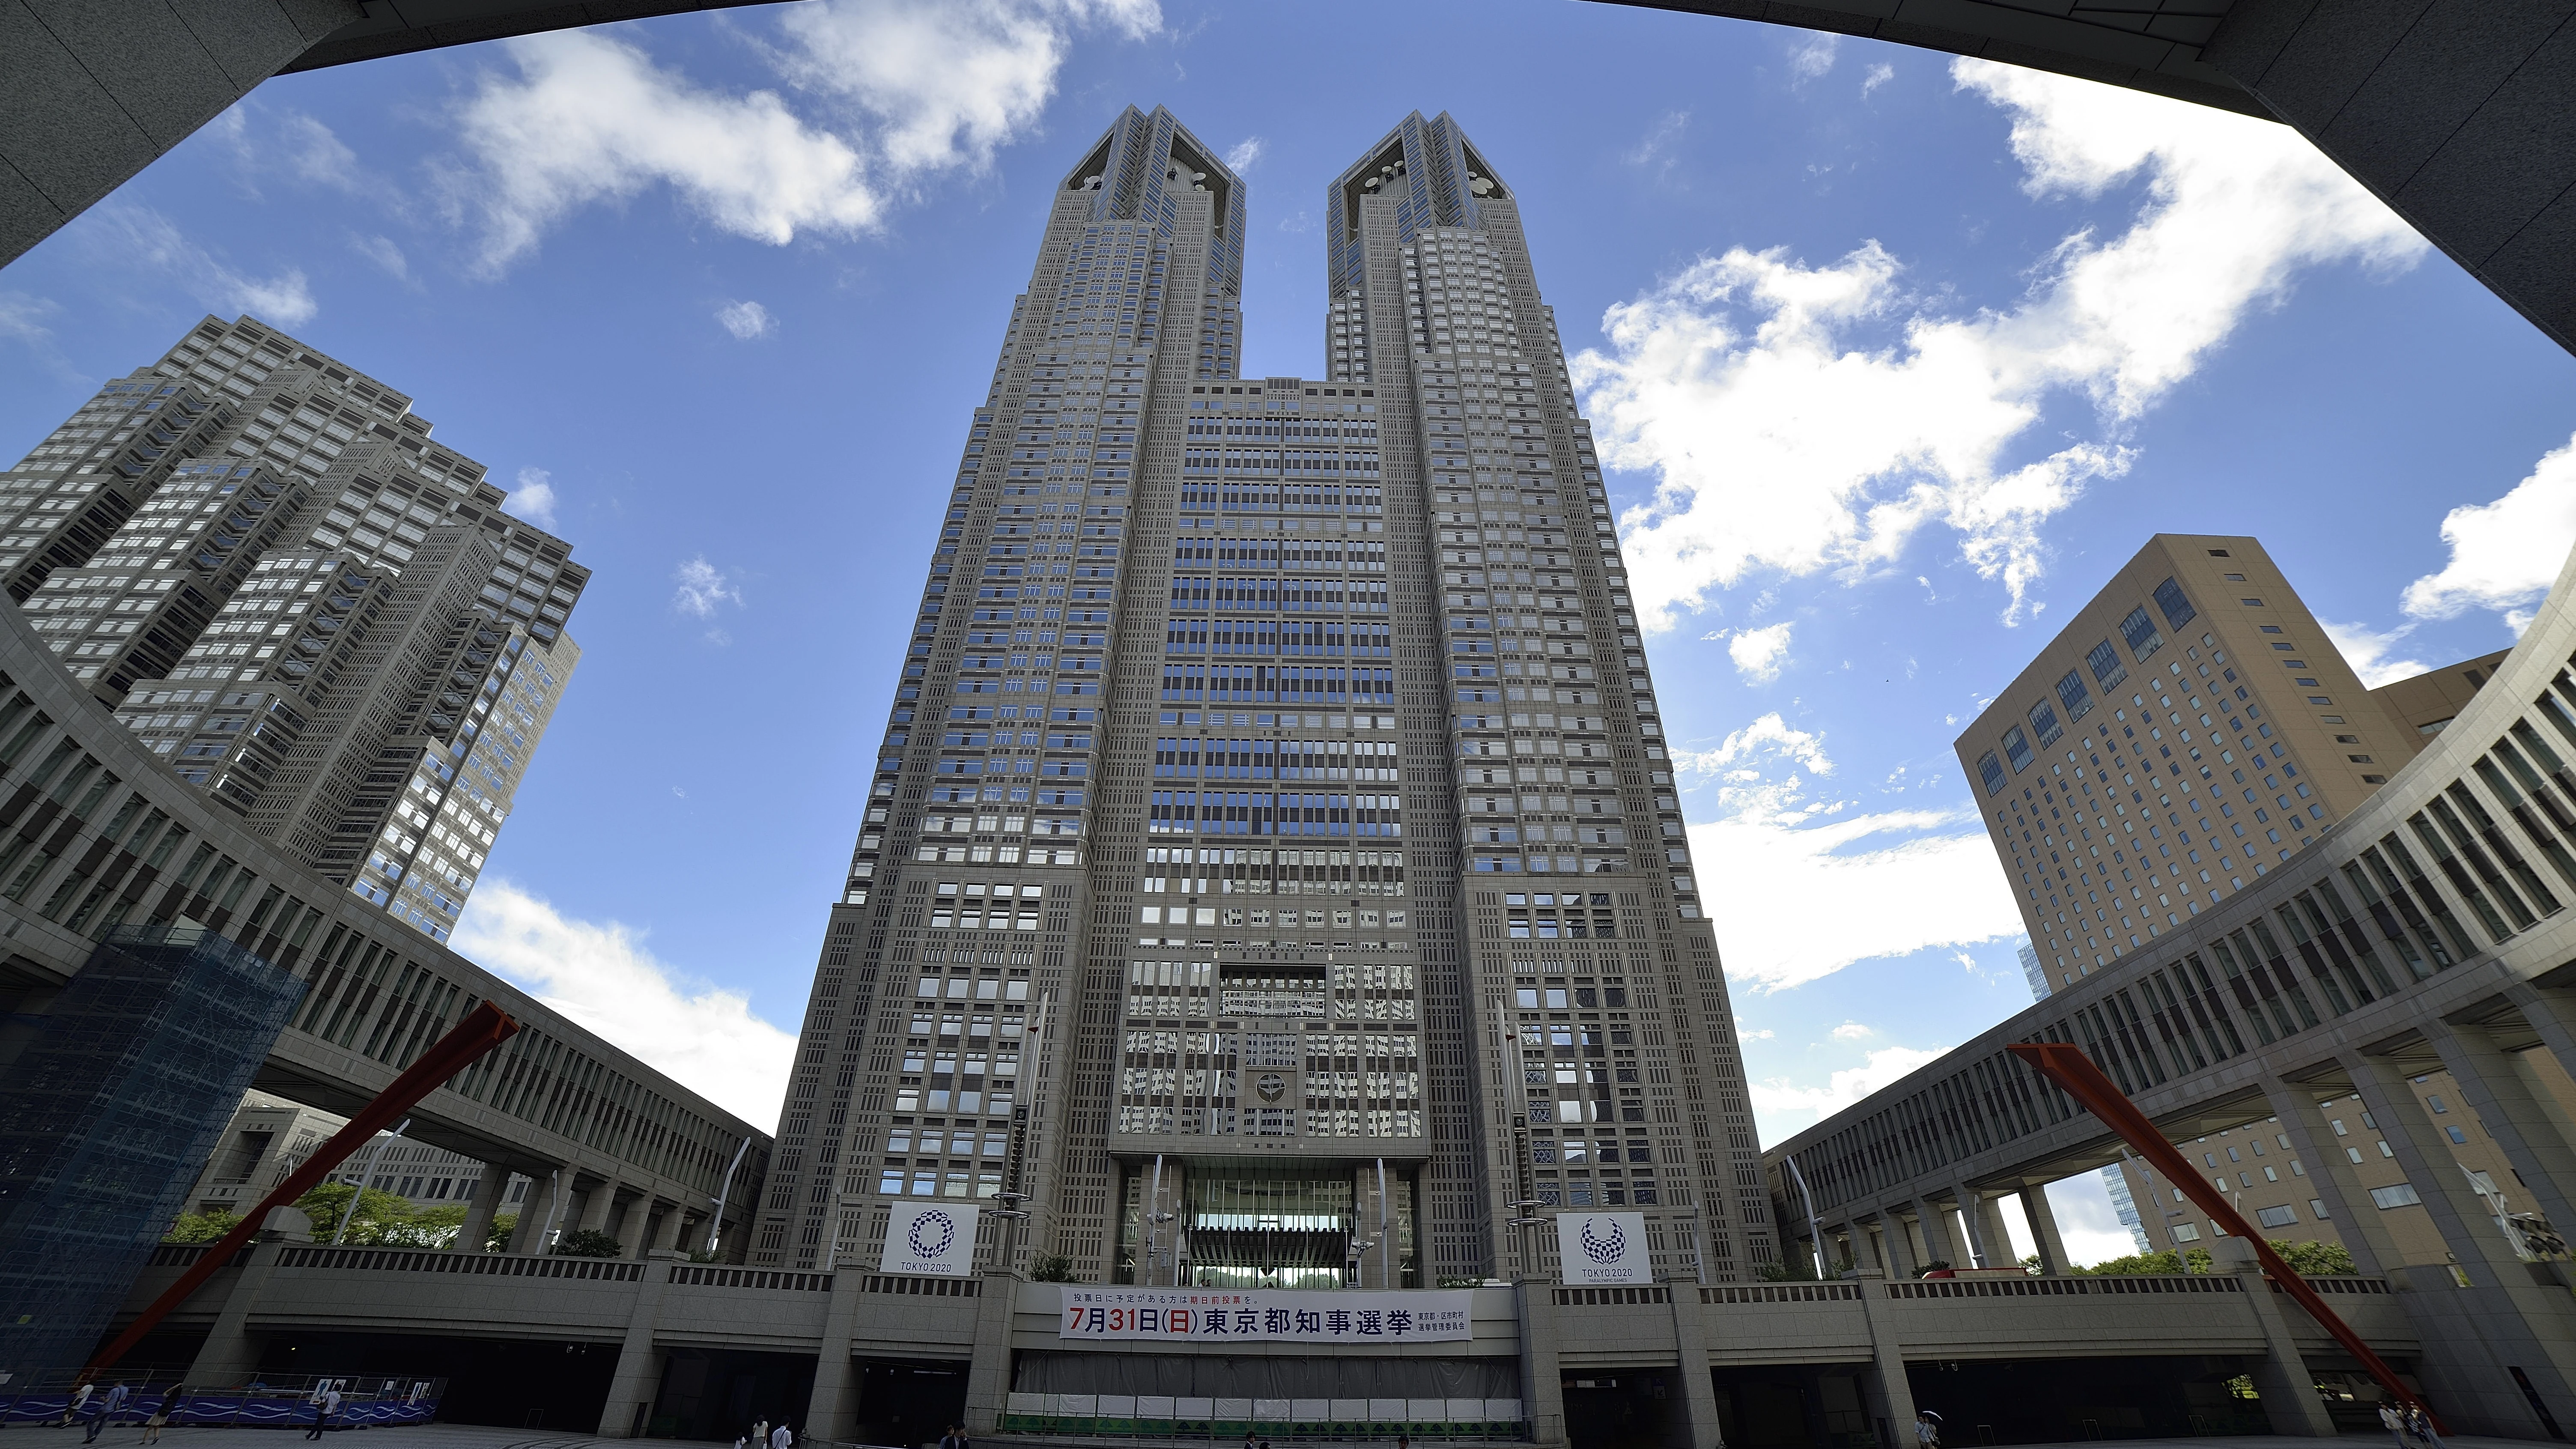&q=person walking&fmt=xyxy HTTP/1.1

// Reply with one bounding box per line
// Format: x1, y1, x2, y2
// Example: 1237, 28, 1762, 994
85, 1383, 128, 1443
62, 1382, 95, 1428
140, 1388, 179, 1445
752, 1416, 768, 1449
769, 1422, 793, 1449
2378, 1402, 2409, 1449
2407, 1404, 2445, 1449
304, 1384, 340, 1440
1914, 1410, 1941, 1449
940, 1424, 971, 1449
